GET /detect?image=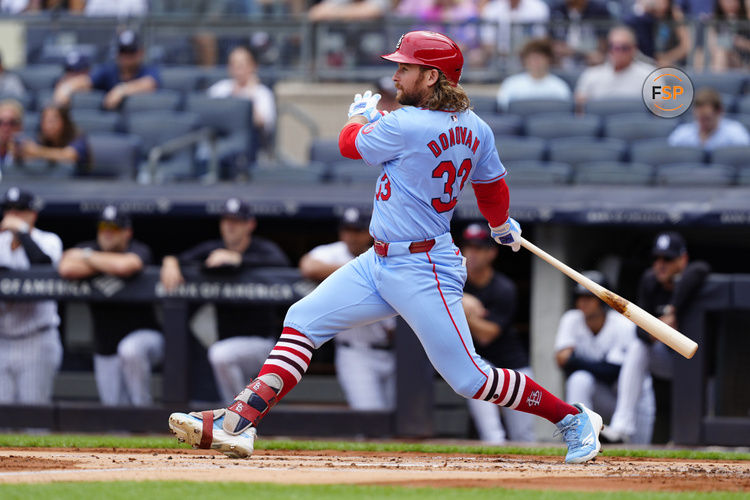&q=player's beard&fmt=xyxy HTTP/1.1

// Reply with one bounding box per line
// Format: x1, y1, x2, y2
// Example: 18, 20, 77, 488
396, 73, 429, 107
